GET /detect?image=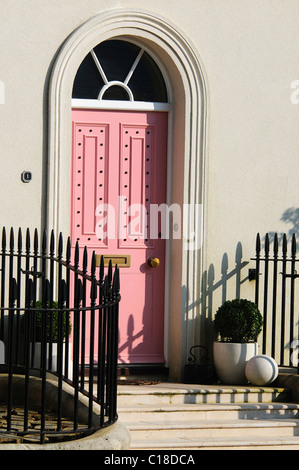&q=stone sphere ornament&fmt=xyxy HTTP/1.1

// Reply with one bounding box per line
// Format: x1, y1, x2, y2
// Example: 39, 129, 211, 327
245, 355, 278, 386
